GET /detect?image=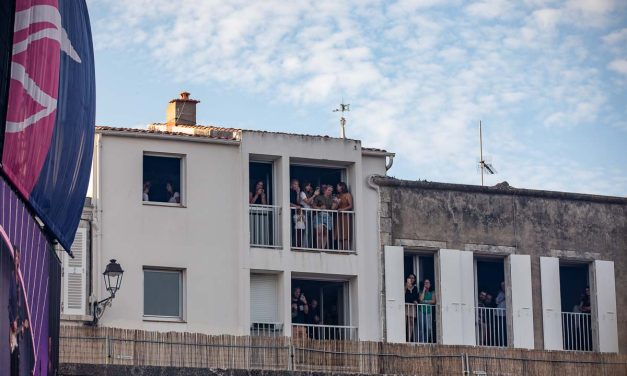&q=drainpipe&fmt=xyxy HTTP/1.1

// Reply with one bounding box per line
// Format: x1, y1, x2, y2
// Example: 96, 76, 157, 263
367, 174, 386, 342
385, 155, 394, 171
